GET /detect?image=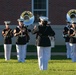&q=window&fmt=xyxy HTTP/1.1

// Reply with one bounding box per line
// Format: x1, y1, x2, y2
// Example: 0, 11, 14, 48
32, 0, 48, 22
